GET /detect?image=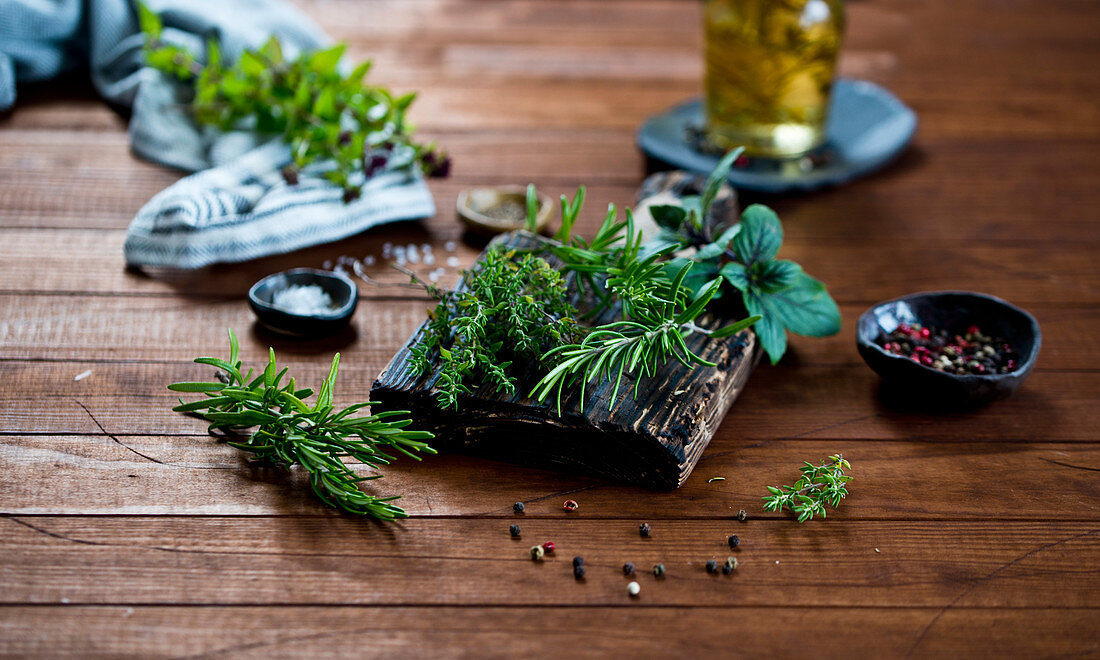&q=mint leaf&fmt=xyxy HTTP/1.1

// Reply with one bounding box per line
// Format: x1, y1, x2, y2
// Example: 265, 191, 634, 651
766, 273, 841, 337
744, 292, 788, 364
733, 204, 782, 266
751, 259, 802, 294
719, 262, 749, 292
649, 205, 687, 231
